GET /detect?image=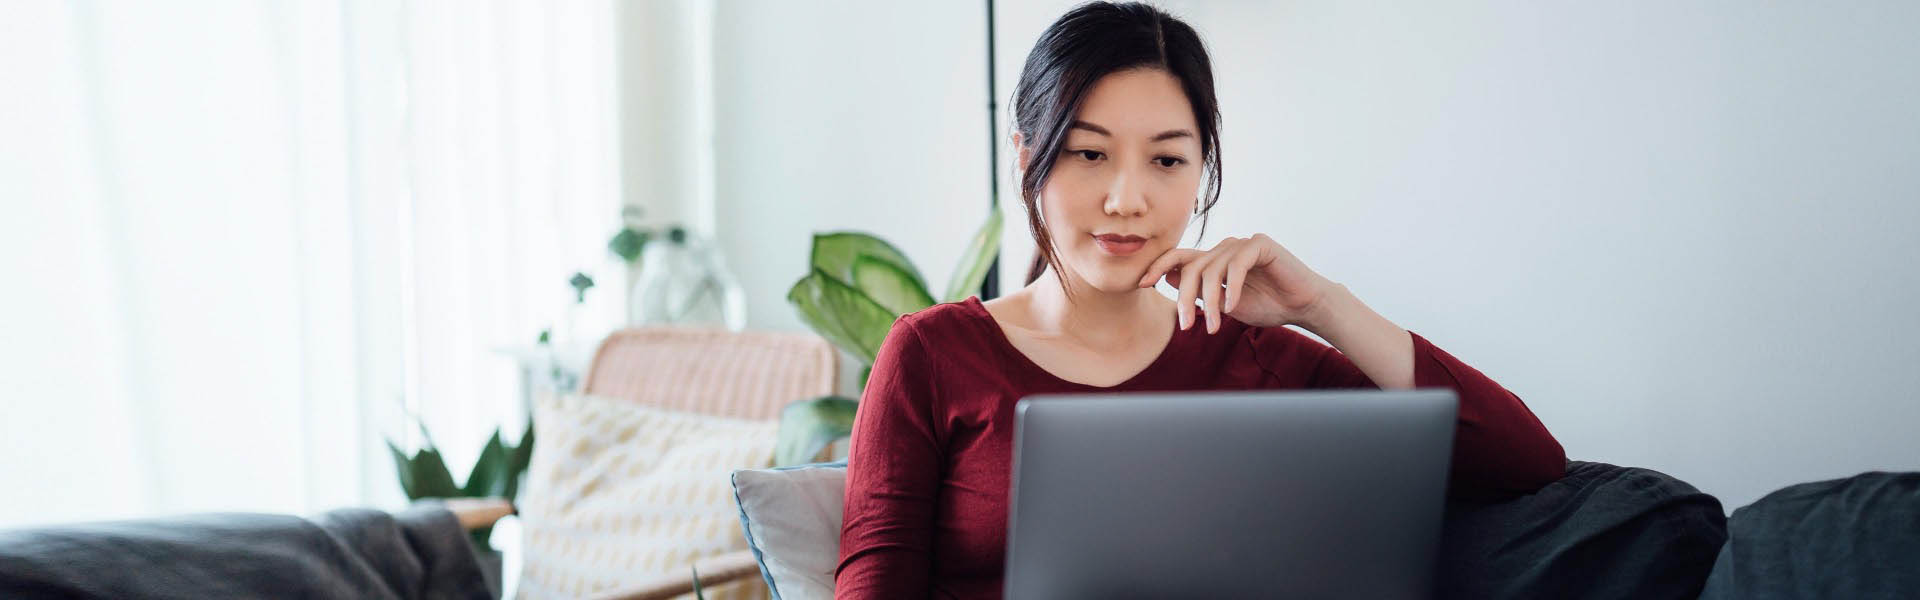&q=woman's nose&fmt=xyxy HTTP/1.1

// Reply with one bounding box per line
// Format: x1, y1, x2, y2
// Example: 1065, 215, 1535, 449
1102, 172, 1148, 217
